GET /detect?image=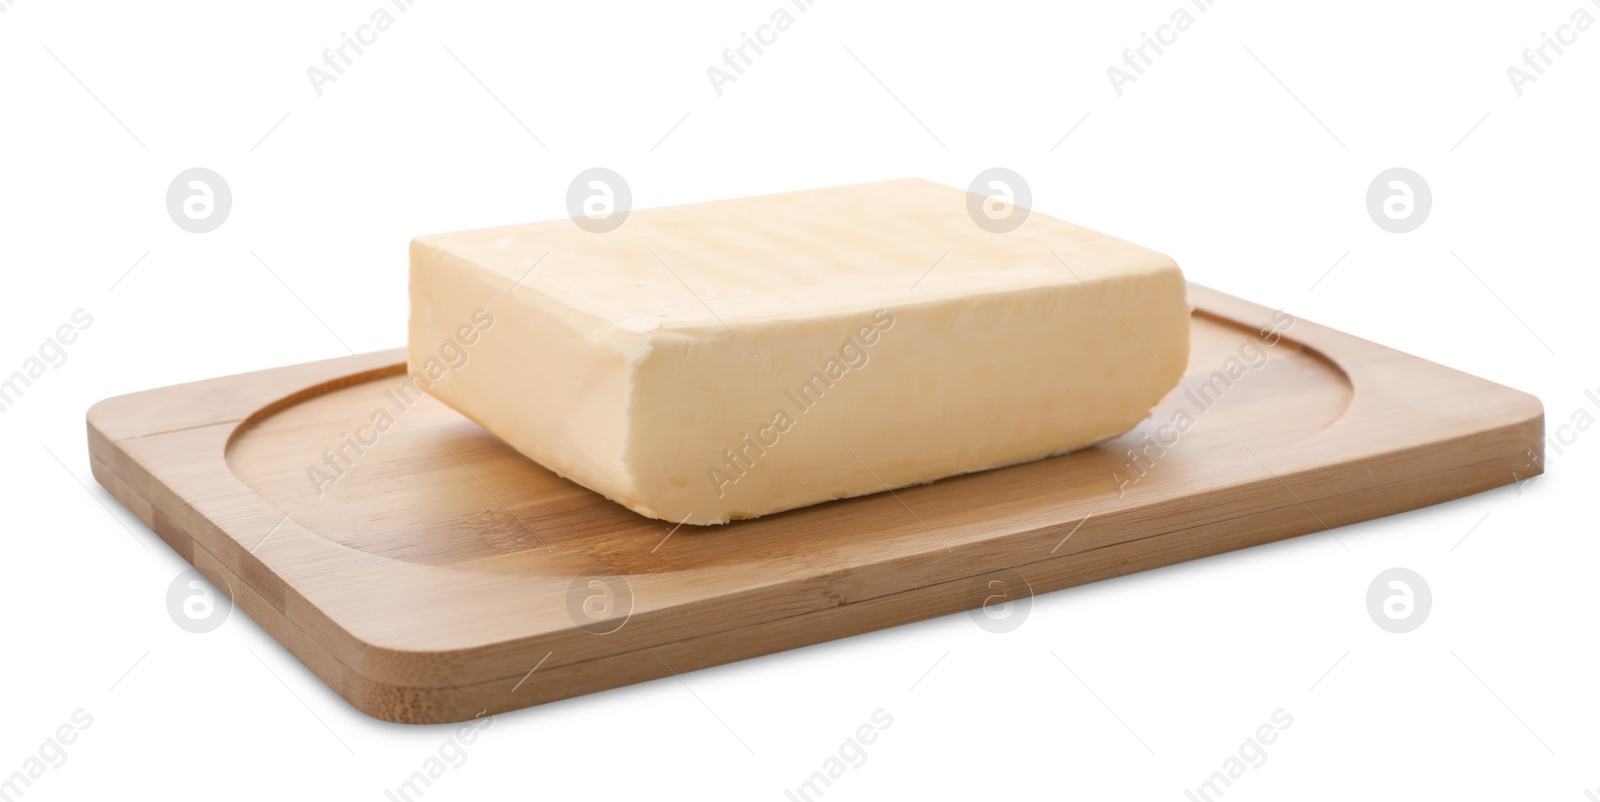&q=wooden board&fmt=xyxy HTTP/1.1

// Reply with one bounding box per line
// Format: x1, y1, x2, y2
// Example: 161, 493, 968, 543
86, 284, 1544, 723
